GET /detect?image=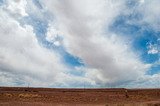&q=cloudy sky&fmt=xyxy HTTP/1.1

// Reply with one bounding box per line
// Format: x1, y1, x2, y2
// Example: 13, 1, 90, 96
0, 0, 160, 88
